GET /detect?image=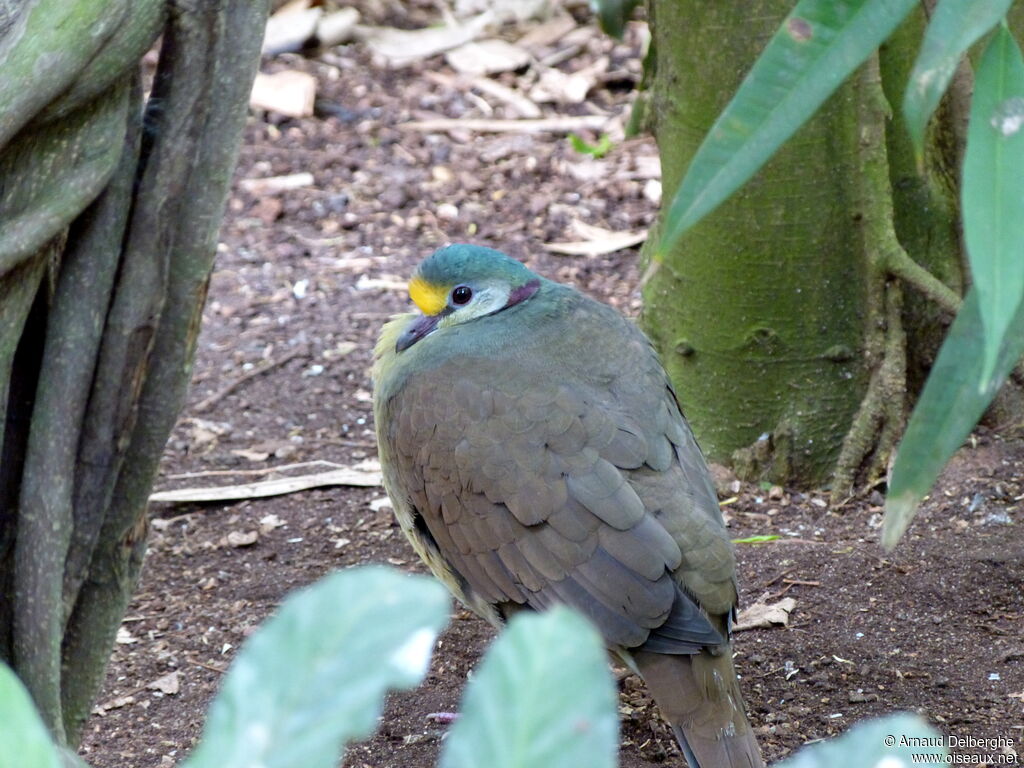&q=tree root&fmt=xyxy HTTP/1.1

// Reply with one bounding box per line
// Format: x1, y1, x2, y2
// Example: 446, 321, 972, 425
832, 287, 906, 500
